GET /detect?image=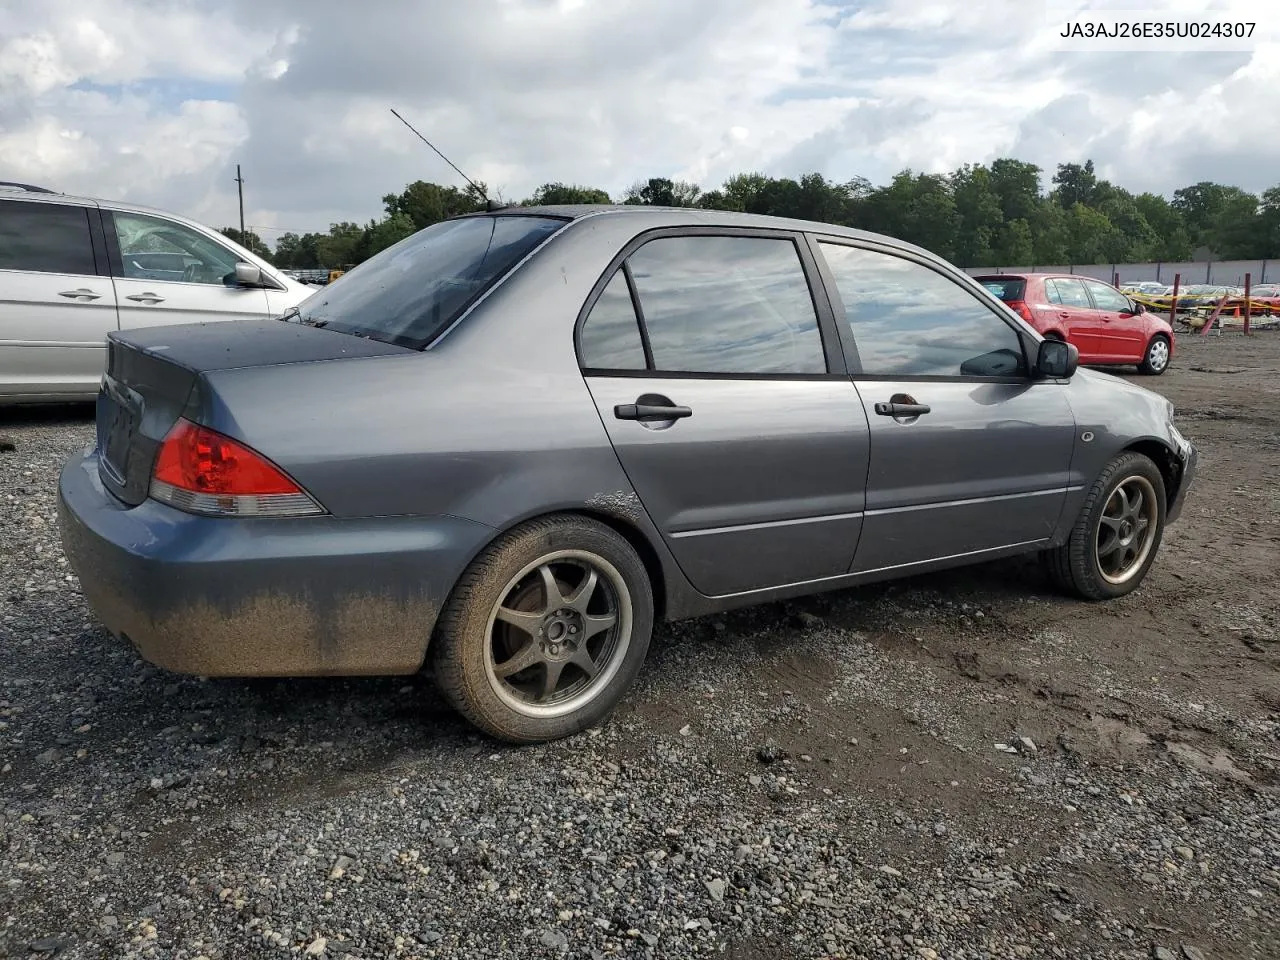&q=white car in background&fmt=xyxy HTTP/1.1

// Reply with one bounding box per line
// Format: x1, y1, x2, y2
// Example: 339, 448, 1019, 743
0, 182, 315, 404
